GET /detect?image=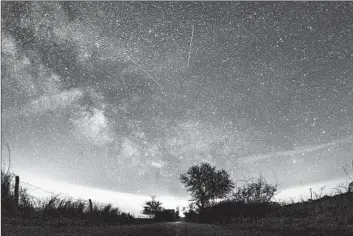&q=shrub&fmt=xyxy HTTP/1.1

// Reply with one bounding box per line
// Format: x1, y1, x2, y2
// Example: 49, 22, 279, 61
141, 196, 163, 218
1, 170, 15, 216
197, 200, 281, 224
17, 188, 36, 218
39, 195, 86, 219
183, 208, 199, 222
1, 171, 13, 200
86, 201, 135, 225
231, 175, 277, 204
